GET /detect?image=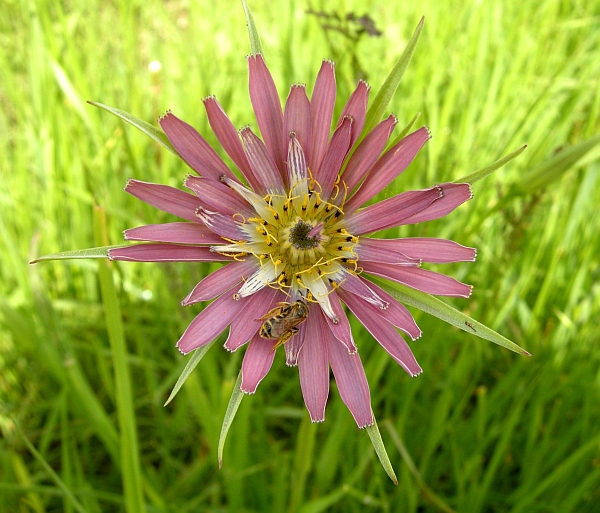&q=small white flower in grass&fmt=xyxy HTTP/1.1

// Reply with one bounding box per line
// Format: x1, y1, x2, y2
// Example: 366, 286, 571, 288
148, 60, 162, 73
